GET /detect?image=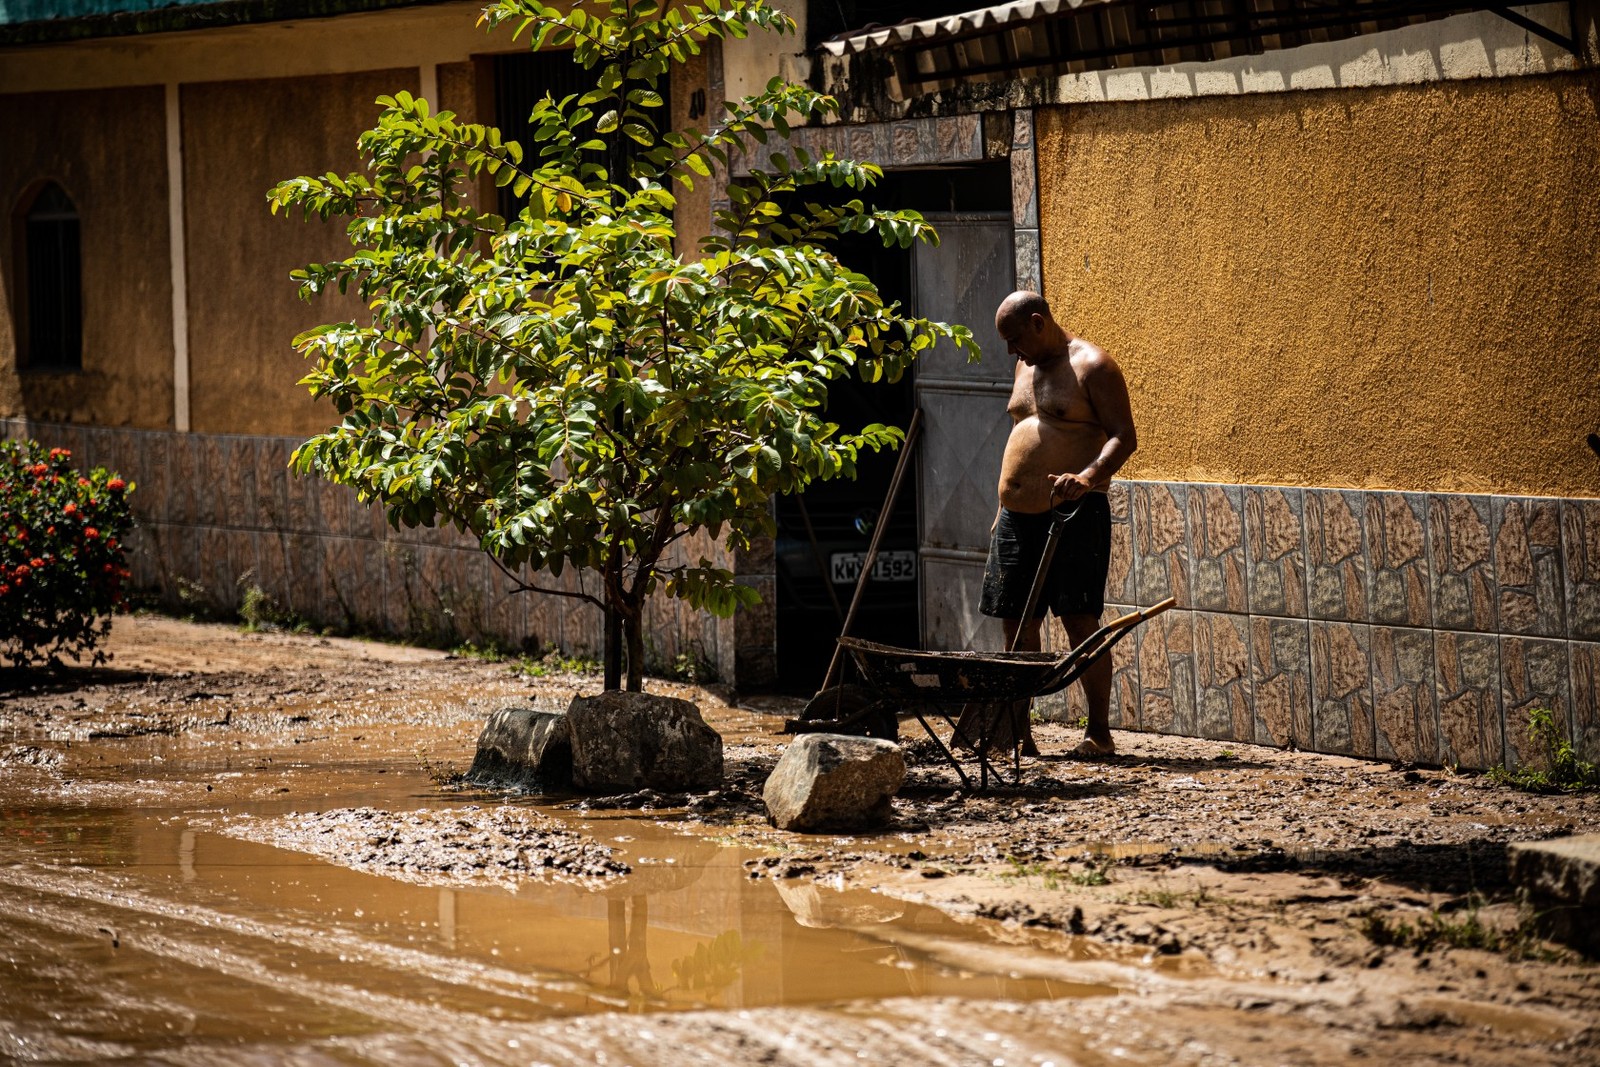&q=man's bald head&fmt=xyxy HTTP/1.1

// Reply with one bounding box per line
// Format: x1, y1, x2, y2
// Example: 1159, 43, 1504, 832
996, 290, 1053, 328
995, 290, 1068, 367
